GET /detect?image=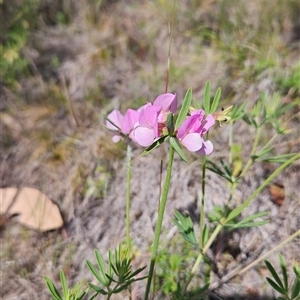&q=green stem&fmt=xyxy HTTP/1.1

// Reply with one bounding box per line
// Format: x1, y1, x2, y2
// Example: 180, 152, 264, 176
126, 142, 132, 250
228, 126, 262, 203
144, 145, 175, 300
182, 223, 223, 293
199, 156, 206, 249
239, 126, 262, 180
185, 152, 300, 293
228, 121, 233, 165
226, 152, 300, 223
